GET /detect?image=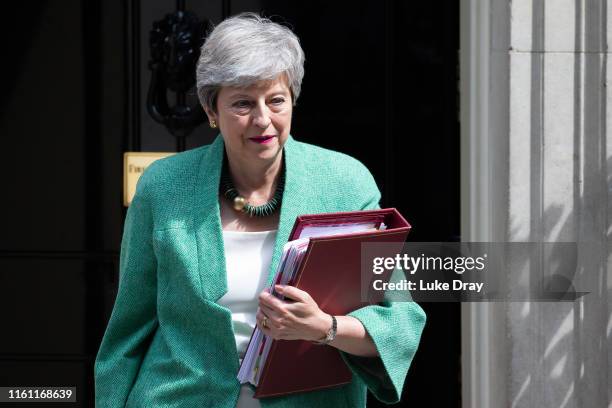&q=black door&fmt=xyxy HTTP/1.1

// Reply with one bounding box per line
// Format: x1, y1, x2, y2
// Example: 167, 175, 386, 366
0, 1, 459, 406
